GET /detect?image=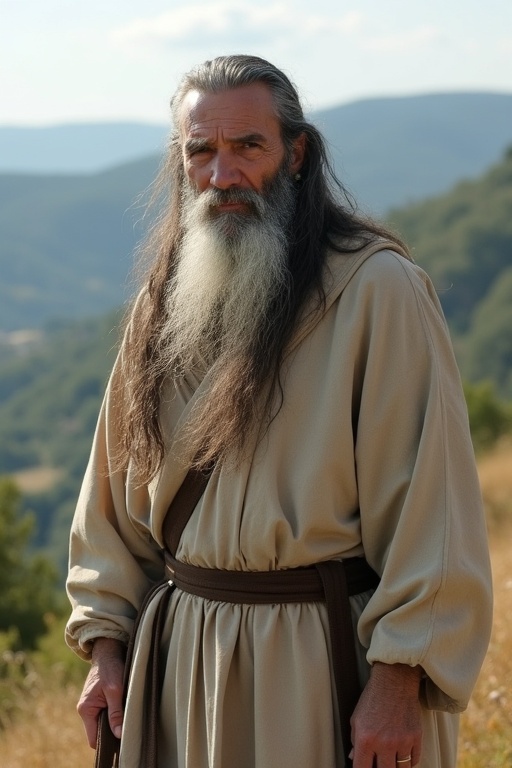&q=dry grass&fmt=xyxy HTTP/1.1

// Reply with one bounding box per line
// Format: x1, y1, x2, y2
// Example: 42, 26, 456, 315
0, 682, 92, 767
457, 439, 512, 766
0, 445, 511, 767
458, 530, 512, 766
477, 438, 512, 533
